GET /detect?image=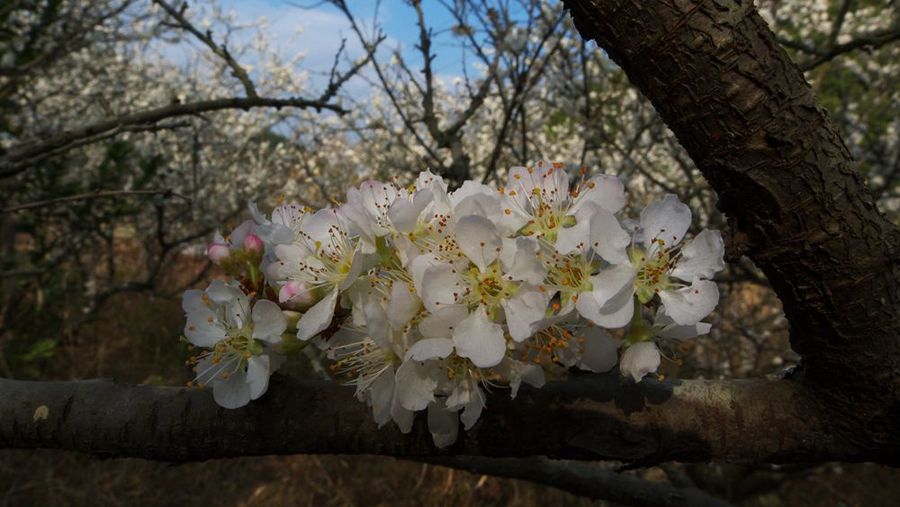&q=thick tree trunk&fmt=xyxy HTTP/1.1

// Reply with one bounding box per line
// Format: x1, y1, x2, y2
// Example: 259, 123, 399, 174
563, 0, 900, 453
